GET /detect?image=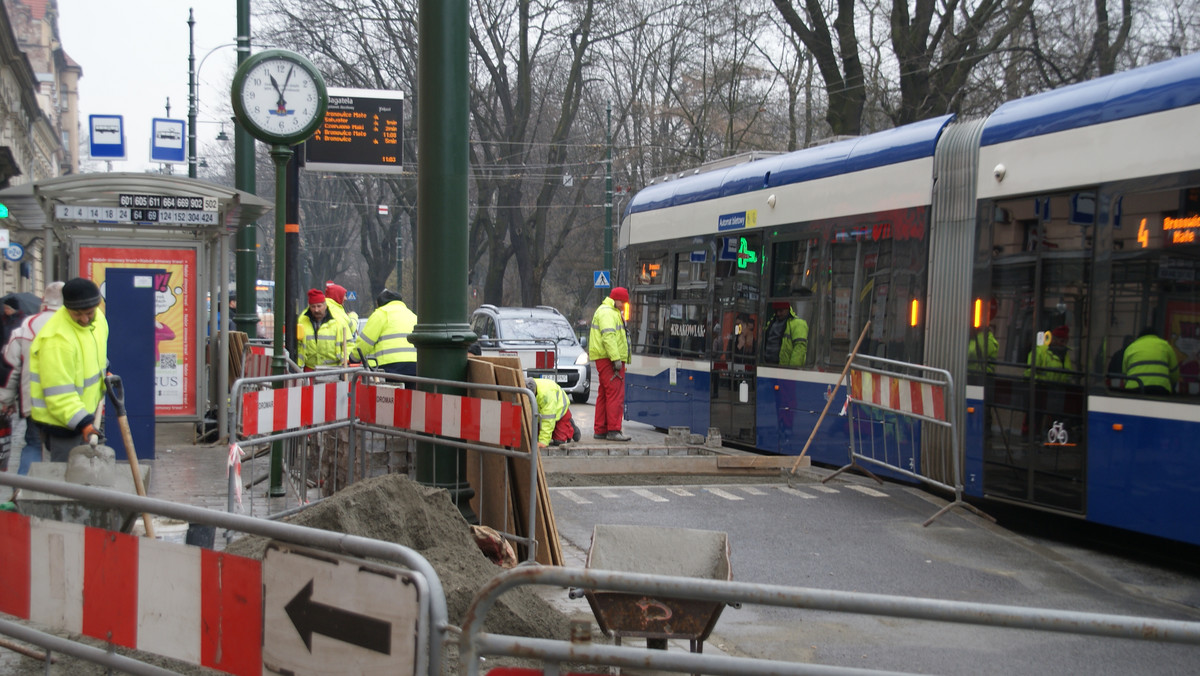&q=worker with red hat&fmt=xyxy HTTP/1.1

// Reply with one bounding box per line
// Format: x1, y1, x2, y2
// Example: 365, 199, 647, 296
588, 286, 631, 441
324, 281, 359, 345
297, 288, 347, 371
1024, 324, 1073, 382
763, 301, 808, 366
